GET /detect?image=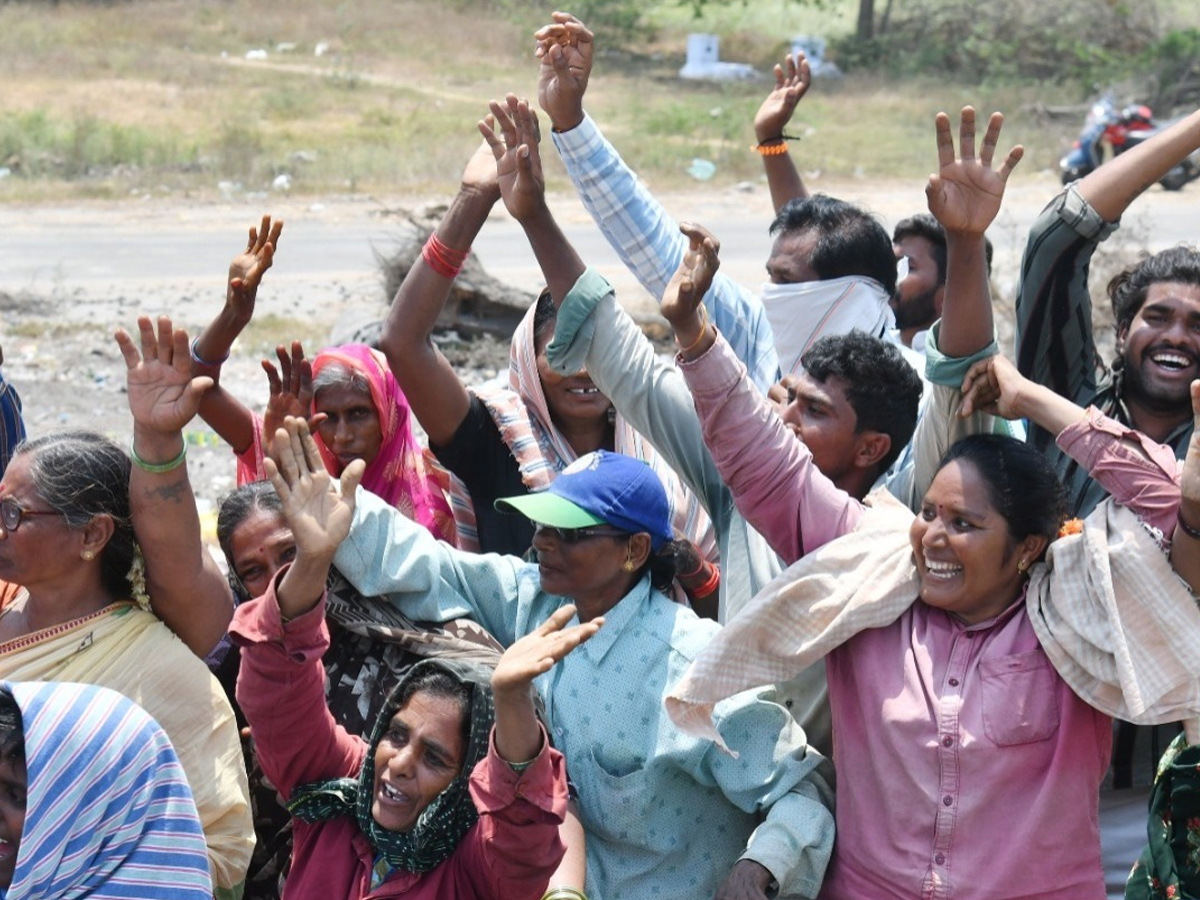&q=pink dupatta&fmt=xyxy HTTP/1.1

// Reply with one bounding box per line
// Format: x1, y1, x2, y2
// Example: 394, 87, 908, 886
236, 344, 456, 544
